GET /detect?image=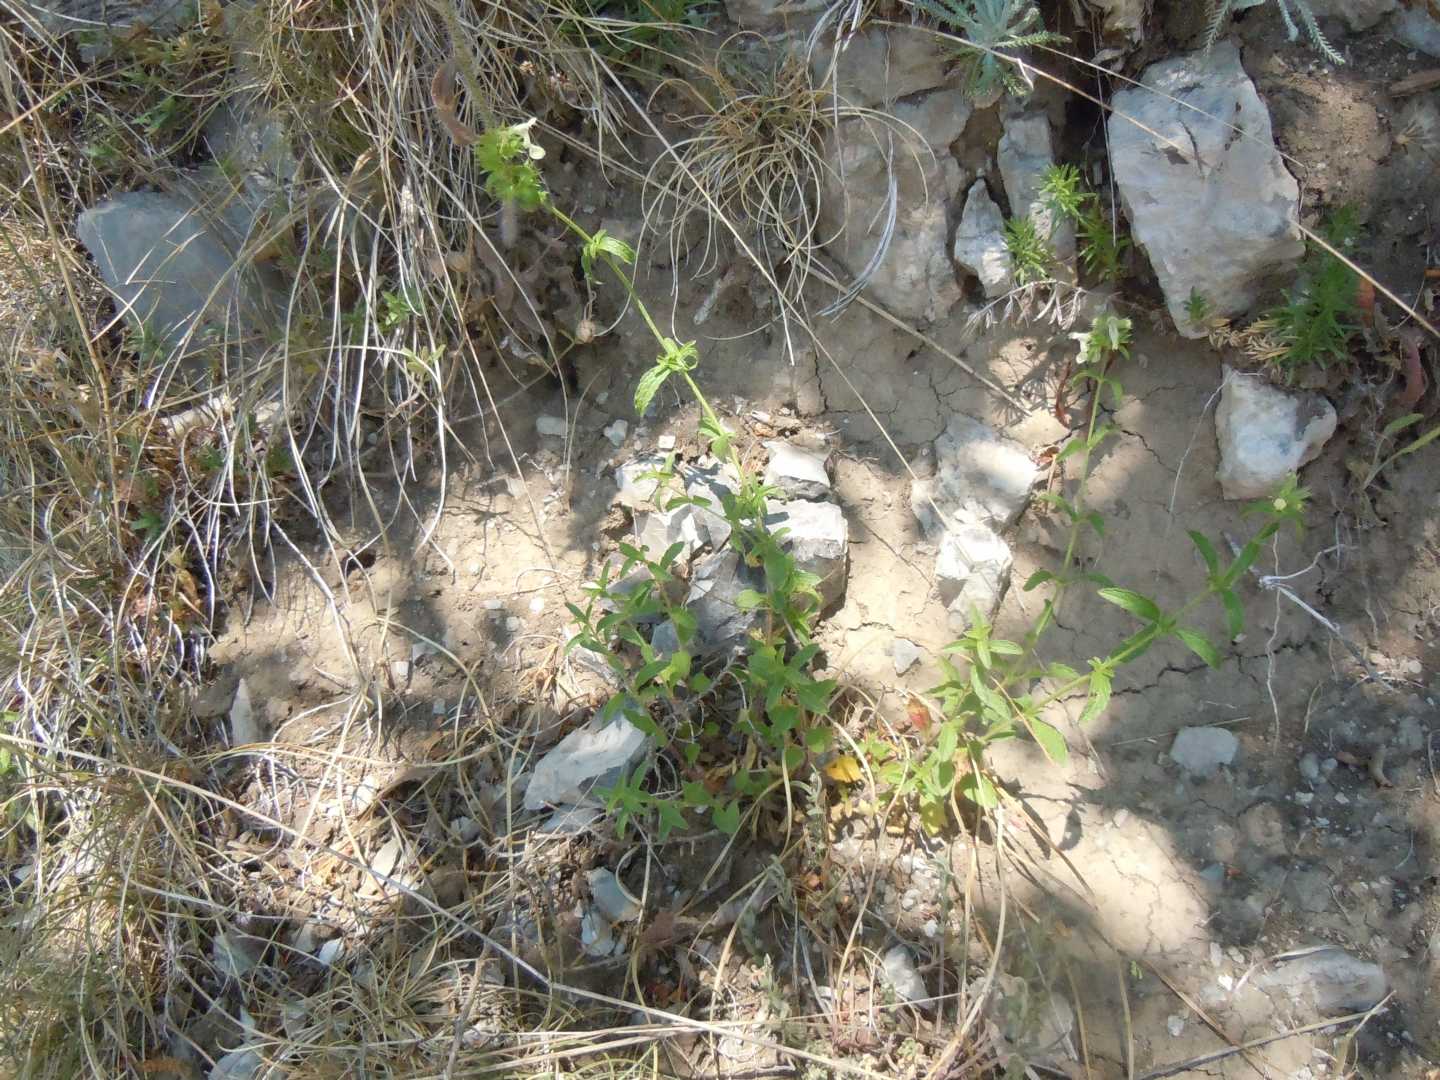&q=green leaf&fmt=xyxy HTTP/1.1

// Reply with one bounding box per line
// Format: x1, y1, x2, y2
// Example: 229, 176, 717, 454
1024, 569, 1056, 591
1046, 662, 1081, 683
1079, 668, 1112, 725
581, 228, 636, 278
735, 589, 766, 611
1175, 627, 1222, 668
688, 671, 712, 693
713, 800, 741, 835
782, 744, 805, 772
698, 413, 732, 457
1026, 718, 1069, 765
634, 365, 669, 417
804, 726, 833, 753
794, 677, 836, 714
656, 799, 687, 839
1381, 413, 1424, 440
1188, 530, 1220, 576
1097, 587, 1162, 623
958, 770, 999, 808
1219, 589, 1245, 639
682, 780, 711, 807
